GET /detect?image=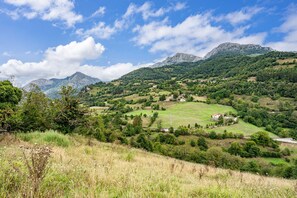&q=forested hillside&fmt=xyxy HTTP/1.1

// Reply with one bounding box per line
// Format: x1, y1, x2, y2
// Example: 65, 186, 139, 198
82, 52, 297, 137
